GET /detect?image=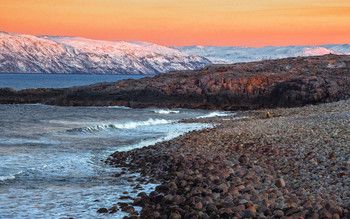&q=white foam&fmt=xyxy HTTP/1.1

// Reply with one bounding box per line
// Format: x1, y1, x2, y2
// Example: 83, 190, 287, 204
0, 171, 23, 181
106, 106, 131, 109
196, 111, 233, 118
77, 118, 173, 132
0, 137, 61, 145
84, 106, 131, 109
114, 122, 211, 152
152, 109, 180, 114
